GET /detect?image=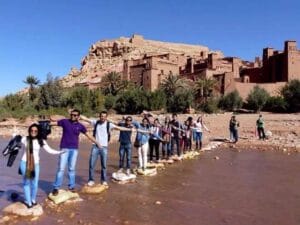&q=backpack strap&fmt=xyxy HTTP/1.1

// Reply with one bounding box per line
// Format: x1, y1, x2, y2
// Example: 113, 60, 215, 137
107, 121, 111, 142
93, 120, 111, 141
93, 120, 101, 137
